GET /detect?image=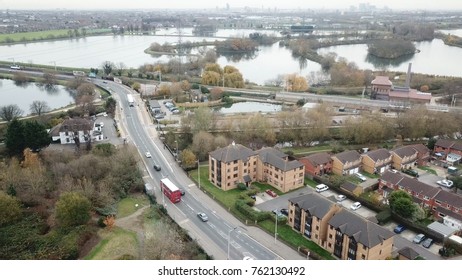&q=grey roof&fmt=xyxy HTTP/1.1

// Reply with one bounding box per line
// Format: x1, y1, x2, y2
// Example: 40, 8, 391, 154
148, 100, 161, 108
427, 221, 457, 238
364, 148, 391, 162
391, 146, 417, 158
209, 142, 257, 163
59, 118, 93, 133
434, 190, 462, 209
409, 144, 430, 155
289, 193, 334, 219
436, 206, 462, 223
380, 170, 404, 185
435, 139, 454, 149
302, 152, 332, 166
398, 177, 440, 198
398, 247, 420, 260
341, 181, 358, 192
328, 210, 394, 248
258, 147, 303, 171
333, 150, 361, 164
